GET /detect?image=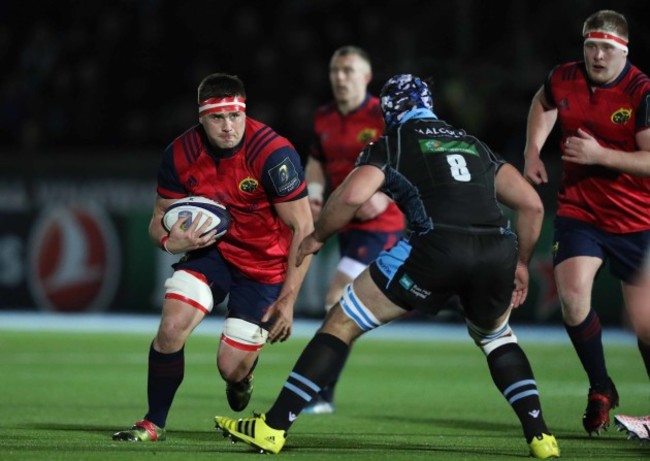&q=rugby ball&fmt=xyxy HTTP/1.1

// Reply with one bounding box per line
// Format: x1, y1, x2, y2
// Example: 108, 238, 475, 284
162, 196, 231, 238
